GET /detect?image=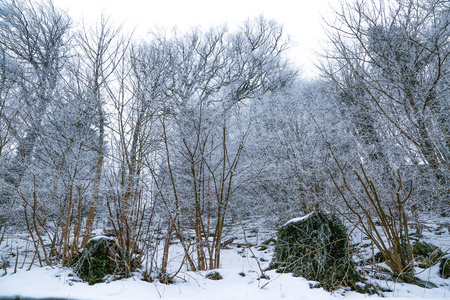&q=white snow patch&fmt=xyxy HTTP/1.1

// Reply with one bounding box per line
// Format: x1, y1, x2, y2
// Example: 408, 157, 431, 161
283, 212, 314, 227
89, 235, 115, 241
